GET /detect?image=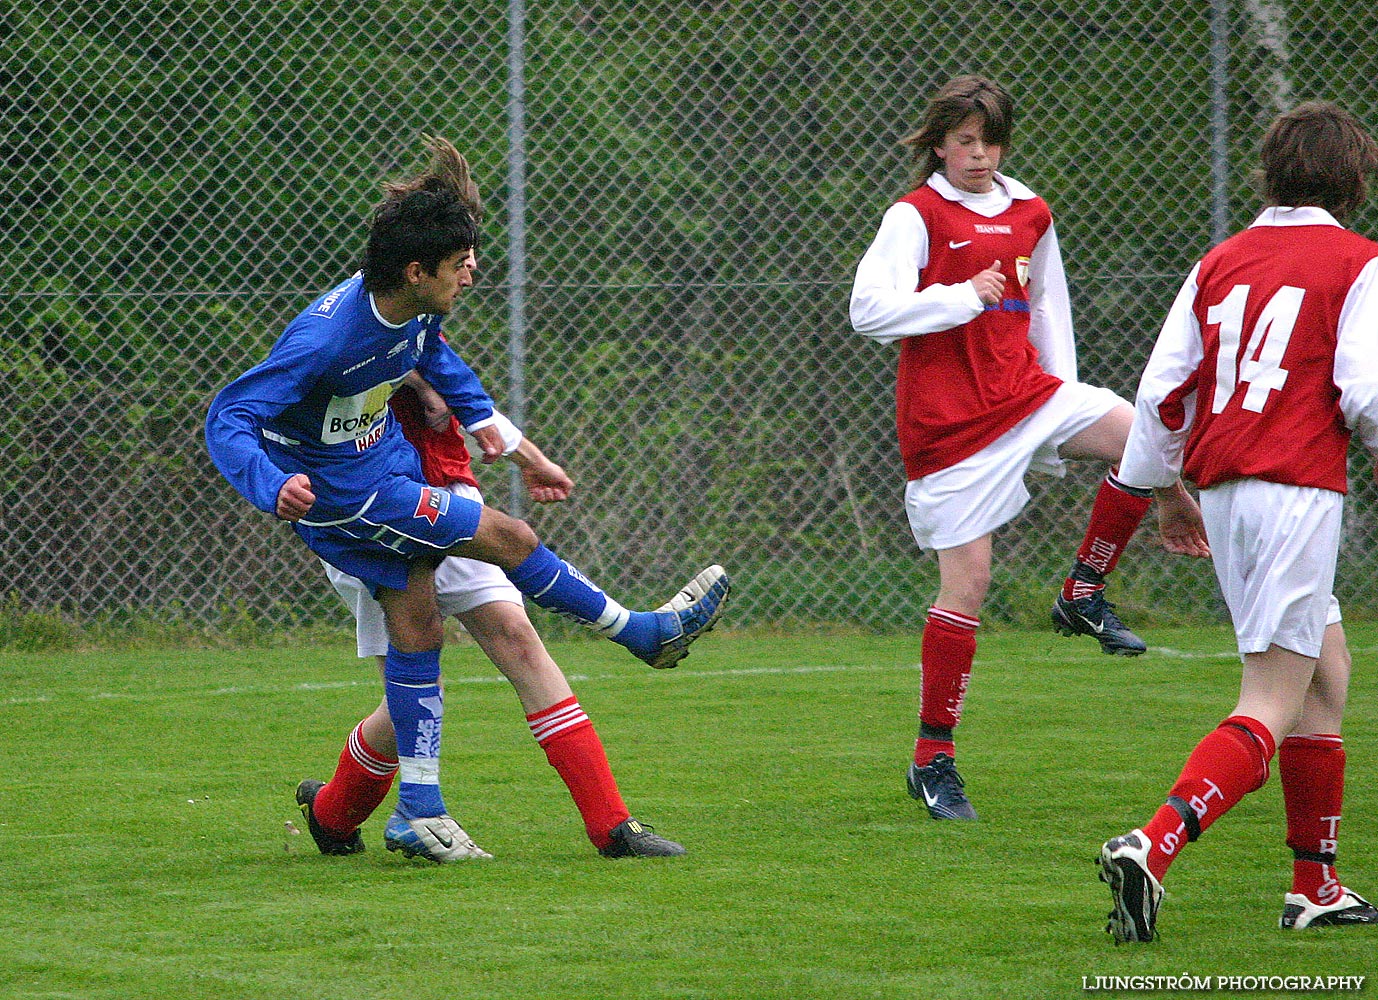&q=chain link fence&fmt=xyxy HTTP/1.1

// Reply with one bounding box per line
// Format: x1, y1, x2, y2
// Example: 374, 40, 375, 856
6, 1, 1378, 633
